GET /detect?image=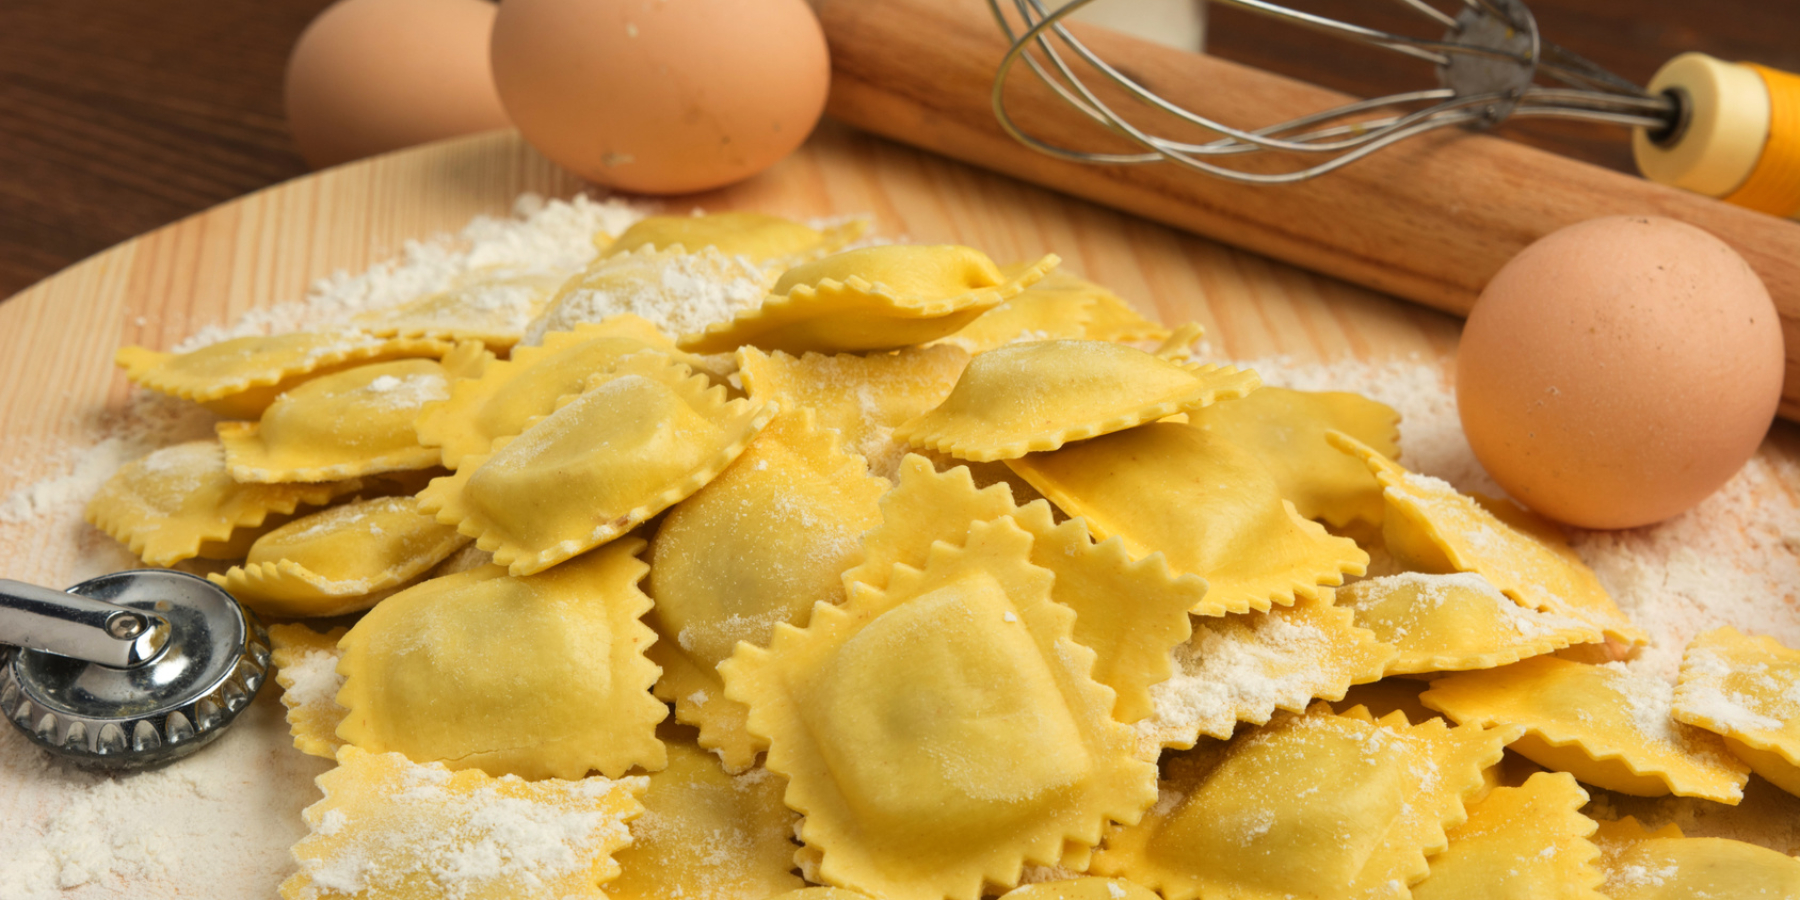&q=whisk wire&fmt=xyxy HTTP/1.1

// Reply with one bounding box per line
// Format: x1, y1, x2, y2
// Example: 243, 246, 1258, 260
988, 0, 1679, 182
